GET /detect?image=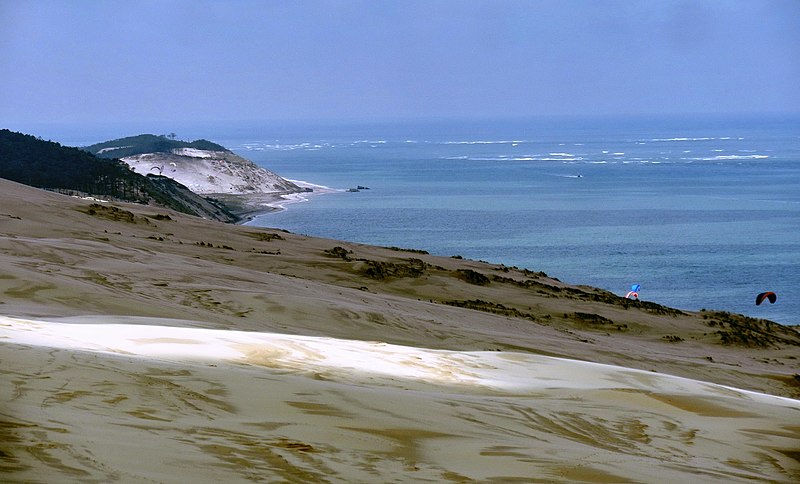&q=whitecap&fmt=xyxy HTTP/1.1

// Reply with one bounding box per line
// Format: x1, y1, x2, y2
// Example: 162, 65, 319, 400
714, 154, 769, 160
443, 140, 524, 145
353, 139, 387, 145
683, 154, 769, 161
252, 142, 327, 151
466, 156, 548, 162
648, 137, 715, 142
